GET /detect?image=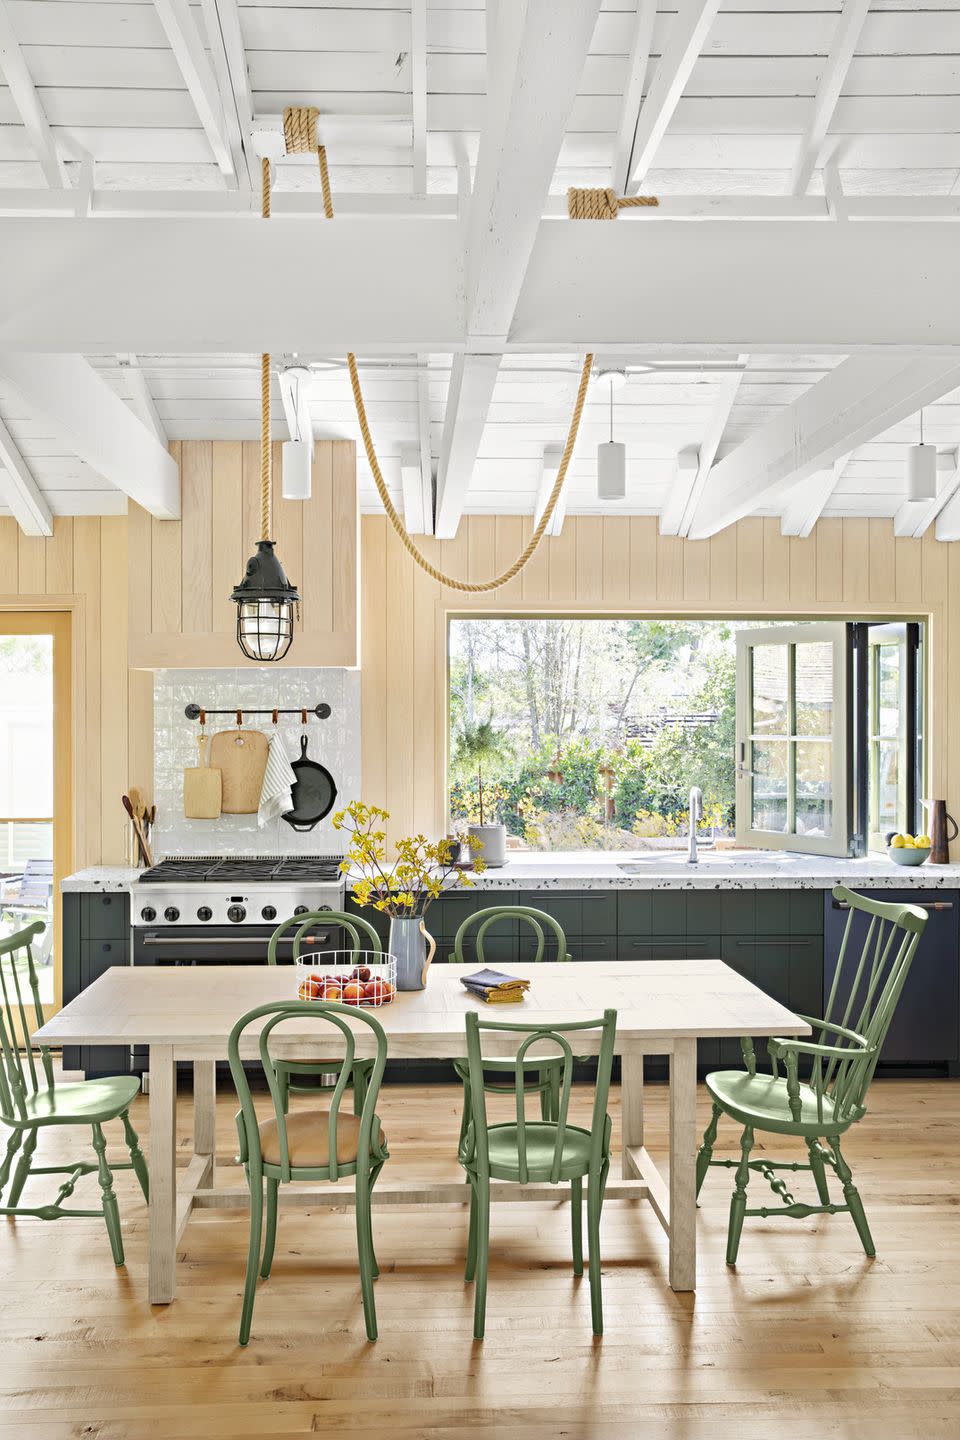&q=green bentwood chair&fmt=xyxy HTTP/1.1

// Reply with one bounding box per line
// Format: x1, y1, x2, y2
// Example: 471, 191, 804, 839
228, 999, 389, 1345
452, 906, 573, 1141
267, 910, 383, 1112
696, 885, 927, 1265
458, 1007, 617, 1339
0, 921, 149, 1262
